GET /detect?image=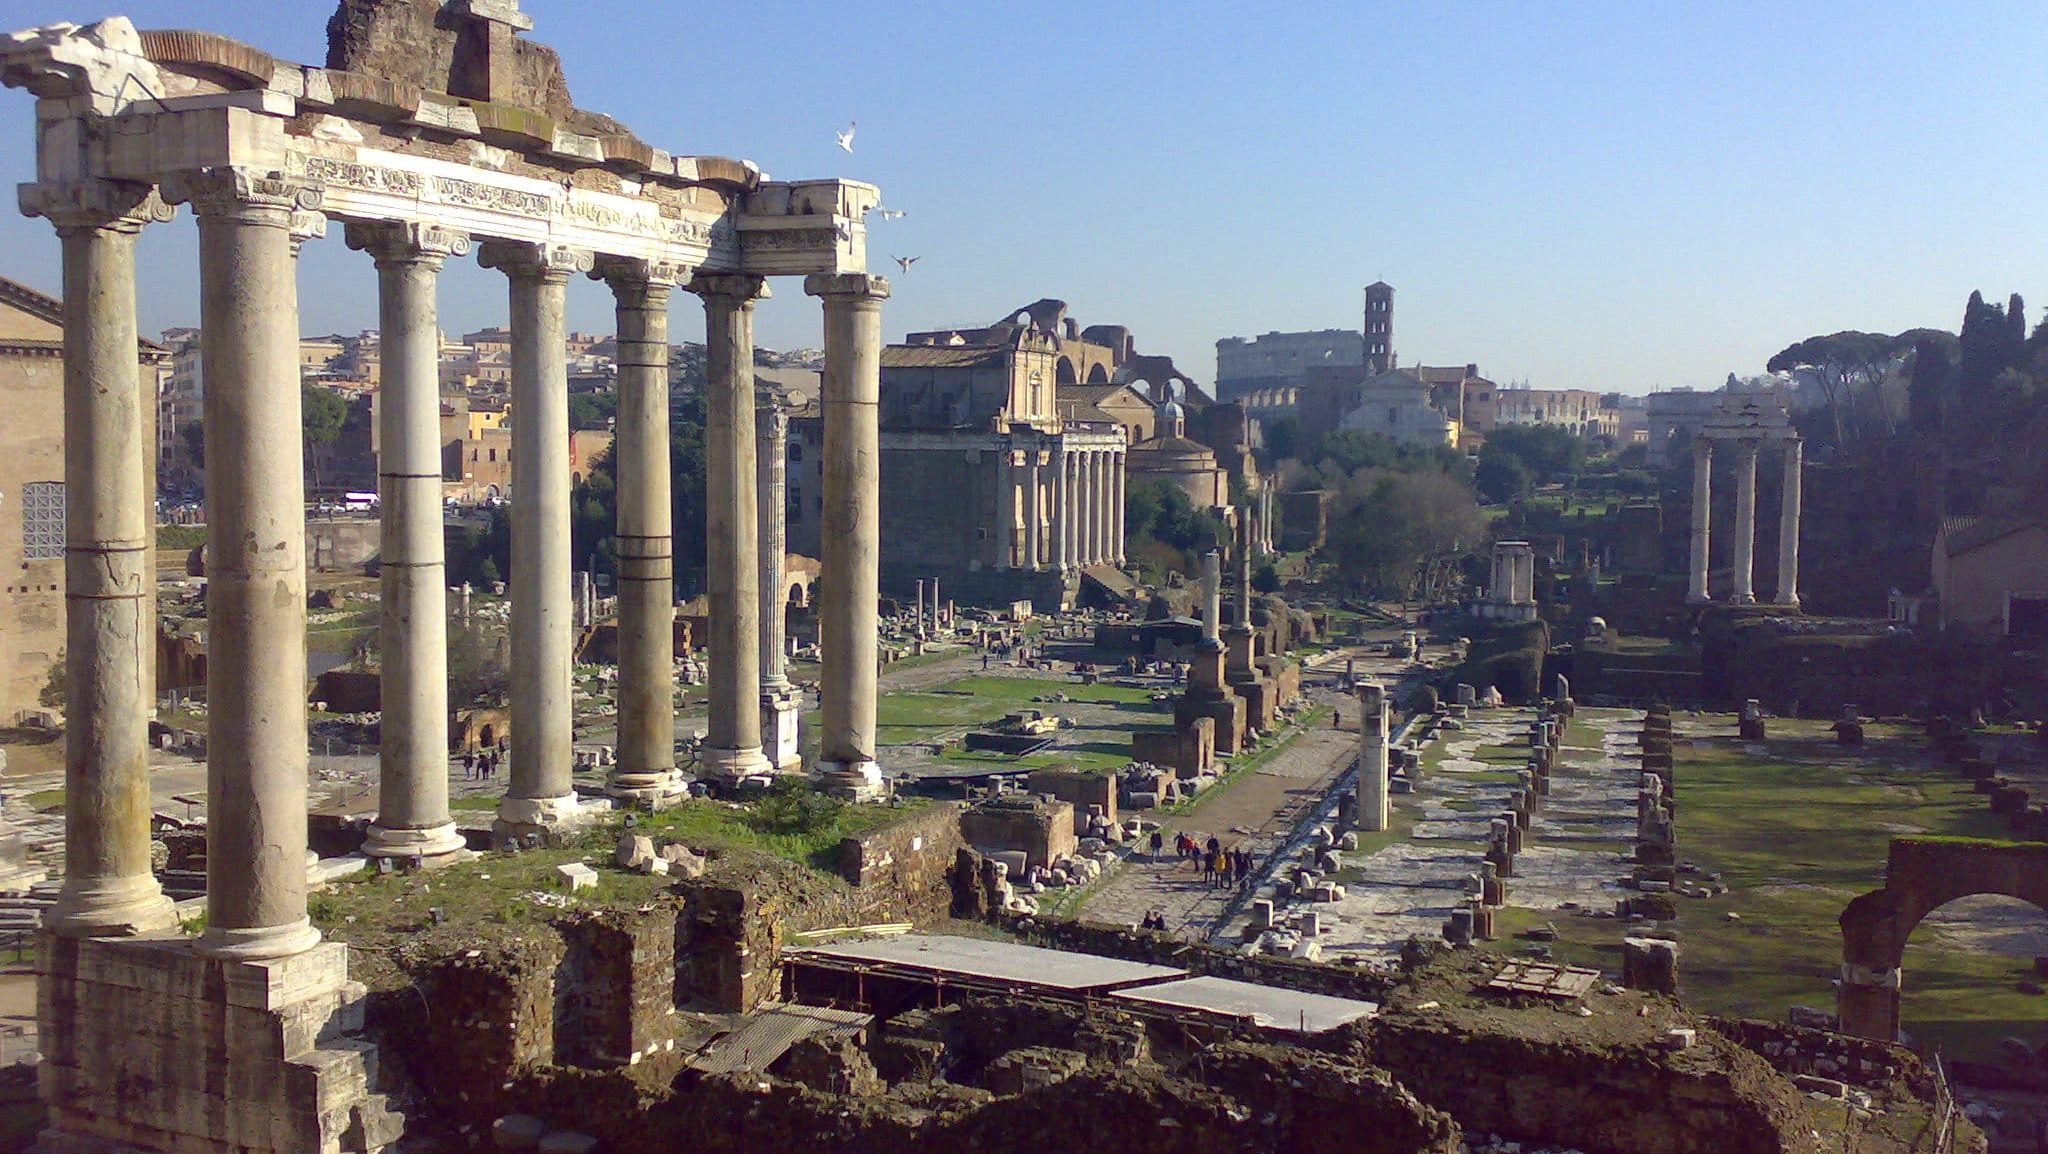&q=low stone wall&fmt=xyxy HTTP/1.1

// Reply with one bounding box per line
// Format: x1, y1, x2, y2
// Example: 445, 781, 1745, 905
836, 802, 968, 921
1705, 1017, 1924, 1094
1026, 768, 1116, 833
